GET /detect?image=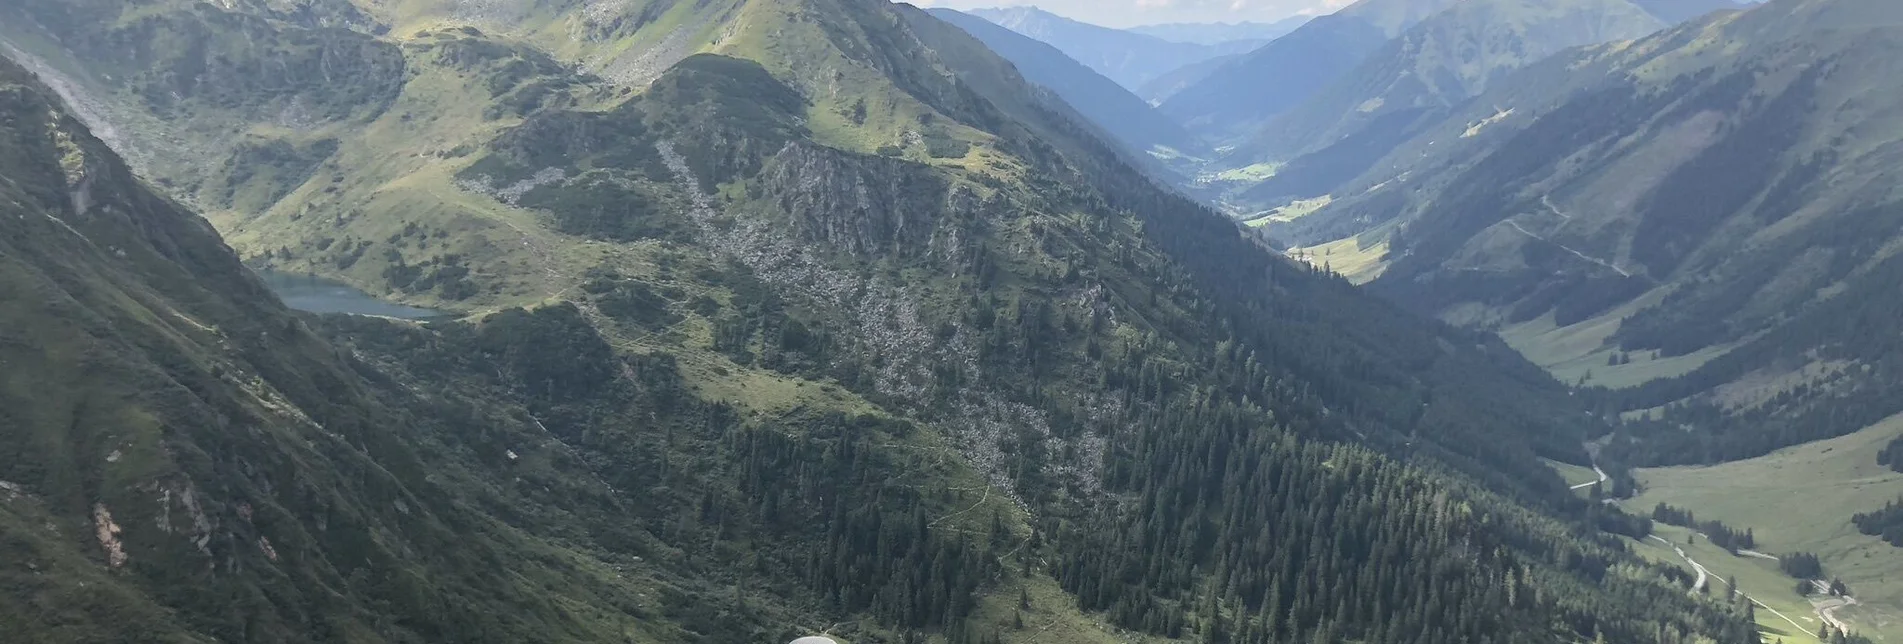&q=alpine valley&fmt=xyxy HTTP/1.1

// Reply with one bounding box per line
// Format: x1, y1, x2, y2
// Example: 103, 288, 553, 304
0, 0, 1876, 643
